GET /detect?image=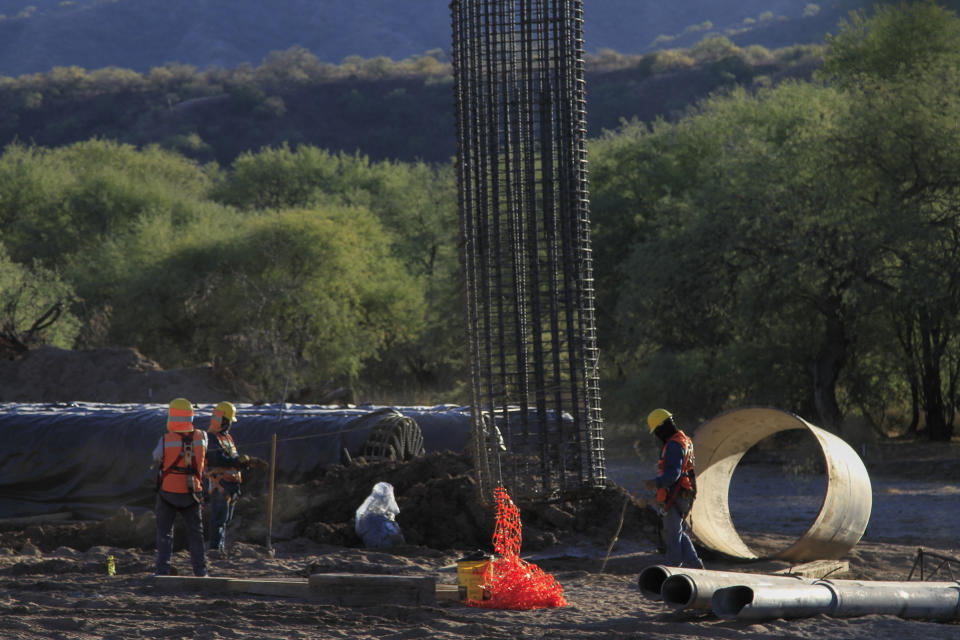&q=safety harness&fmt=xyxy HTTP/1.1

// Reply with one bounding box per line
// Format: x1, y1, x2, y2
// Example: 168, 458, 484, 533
158, 431, 204, 501
206, 431, 242, 500
657, 431, 697, 514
